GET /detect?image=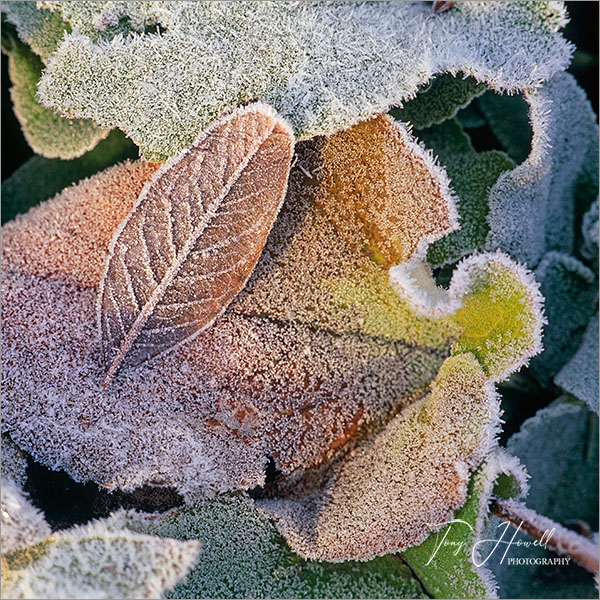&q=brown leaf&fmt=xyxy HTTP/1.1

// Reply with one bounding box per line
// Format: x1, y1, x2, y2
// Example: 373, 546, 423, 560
99, 103, 295, 385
